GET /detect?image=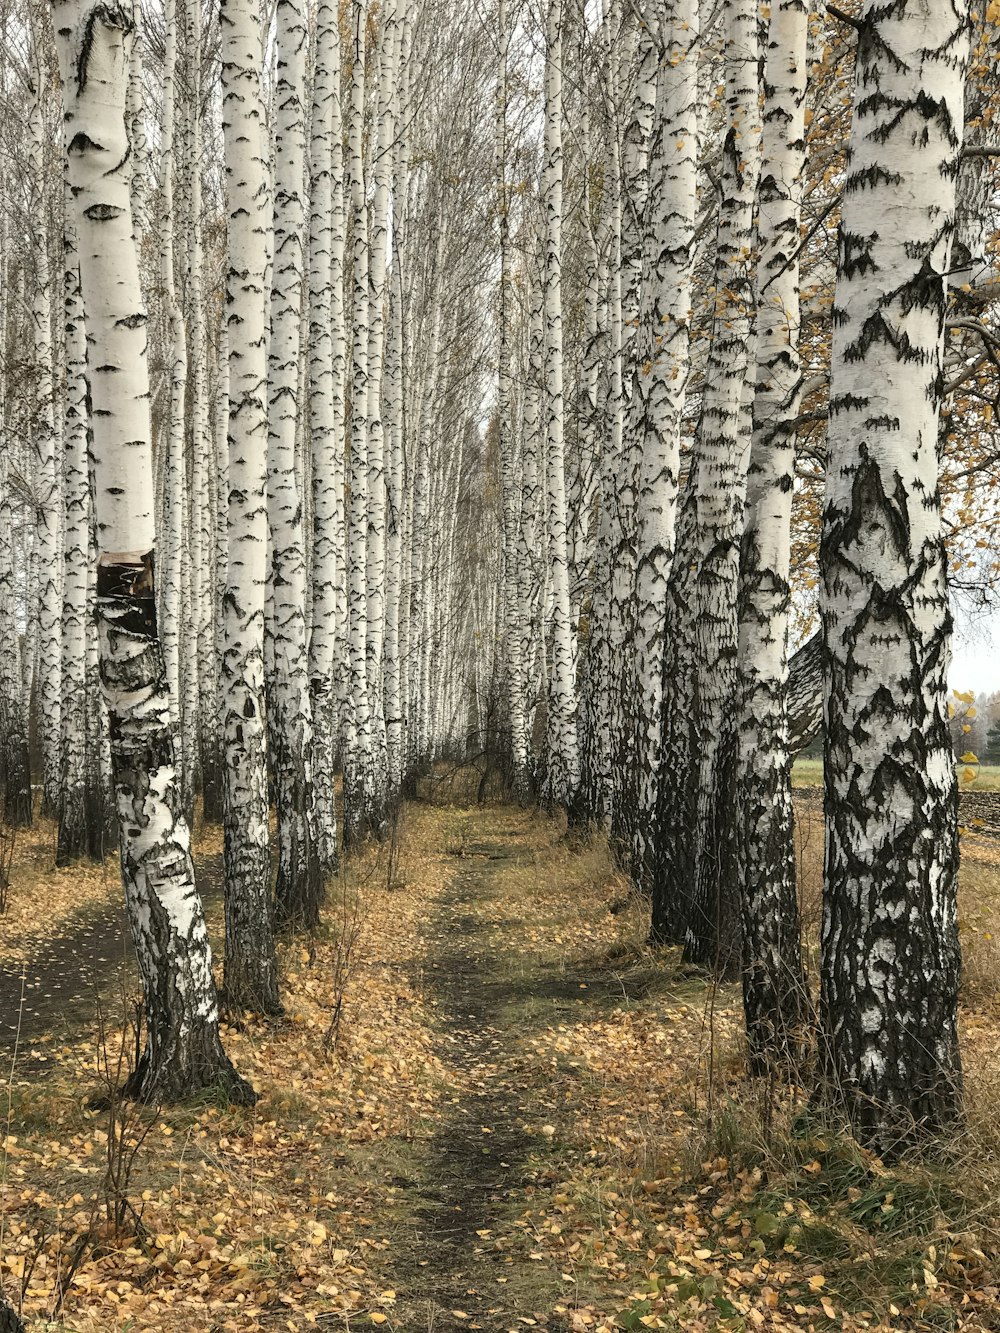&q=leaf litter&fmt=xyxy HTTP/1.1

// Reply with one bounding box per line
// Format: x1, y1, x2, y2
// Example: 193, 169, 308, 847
2, 803, 1000, 1331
